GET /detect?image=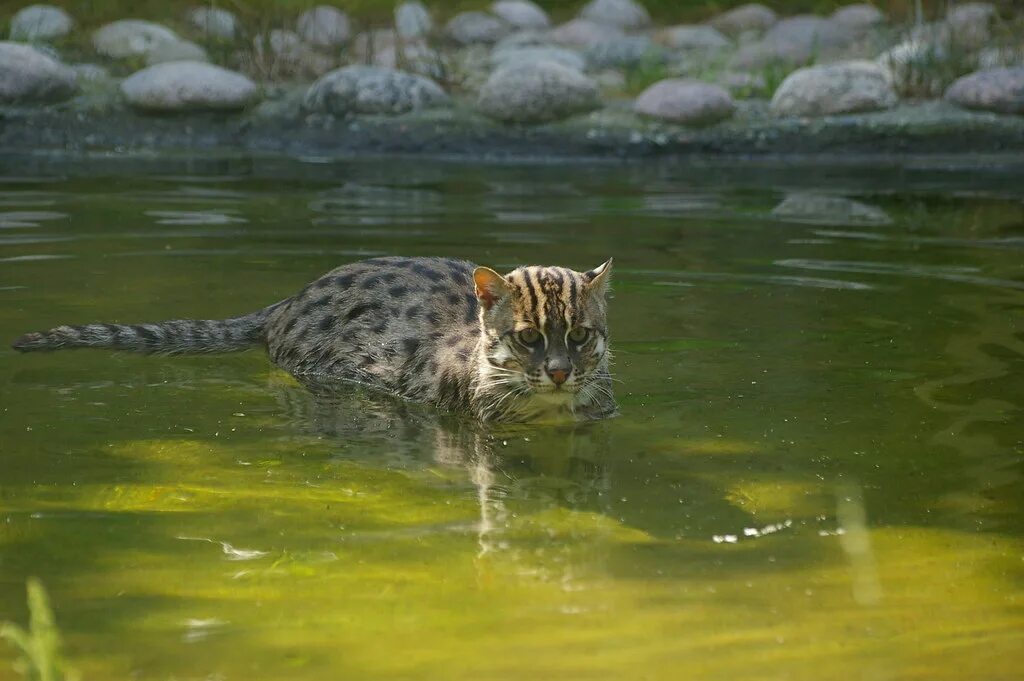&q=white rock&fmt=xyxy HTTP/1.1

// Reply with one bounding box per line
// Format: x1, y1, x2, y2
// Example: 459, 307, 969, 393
946, 2, 996, 50
549, 18, 624, 49
446, 11, 510, 45
121, 61, 257, 111
771, 60, 897, 117
304, 65, 449, 116
585, 36, 666, 69
297, 6, 351, 48
945, 66, 1024, 115
708, 3, 777, 38
579, 0, 650, 30
660, 25, 731, 51
491, 0, 550, 30
0, 40, 77, 103
491, 45, 585, 73
477, 59, 599, 123
92, 20, 179, 59
145, 39, 209, 66
395, 1, 432, 39
188, 7, 238, 41
10, 4, 73, 41
634, 78, 735, 126
830, 4, 886, 31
